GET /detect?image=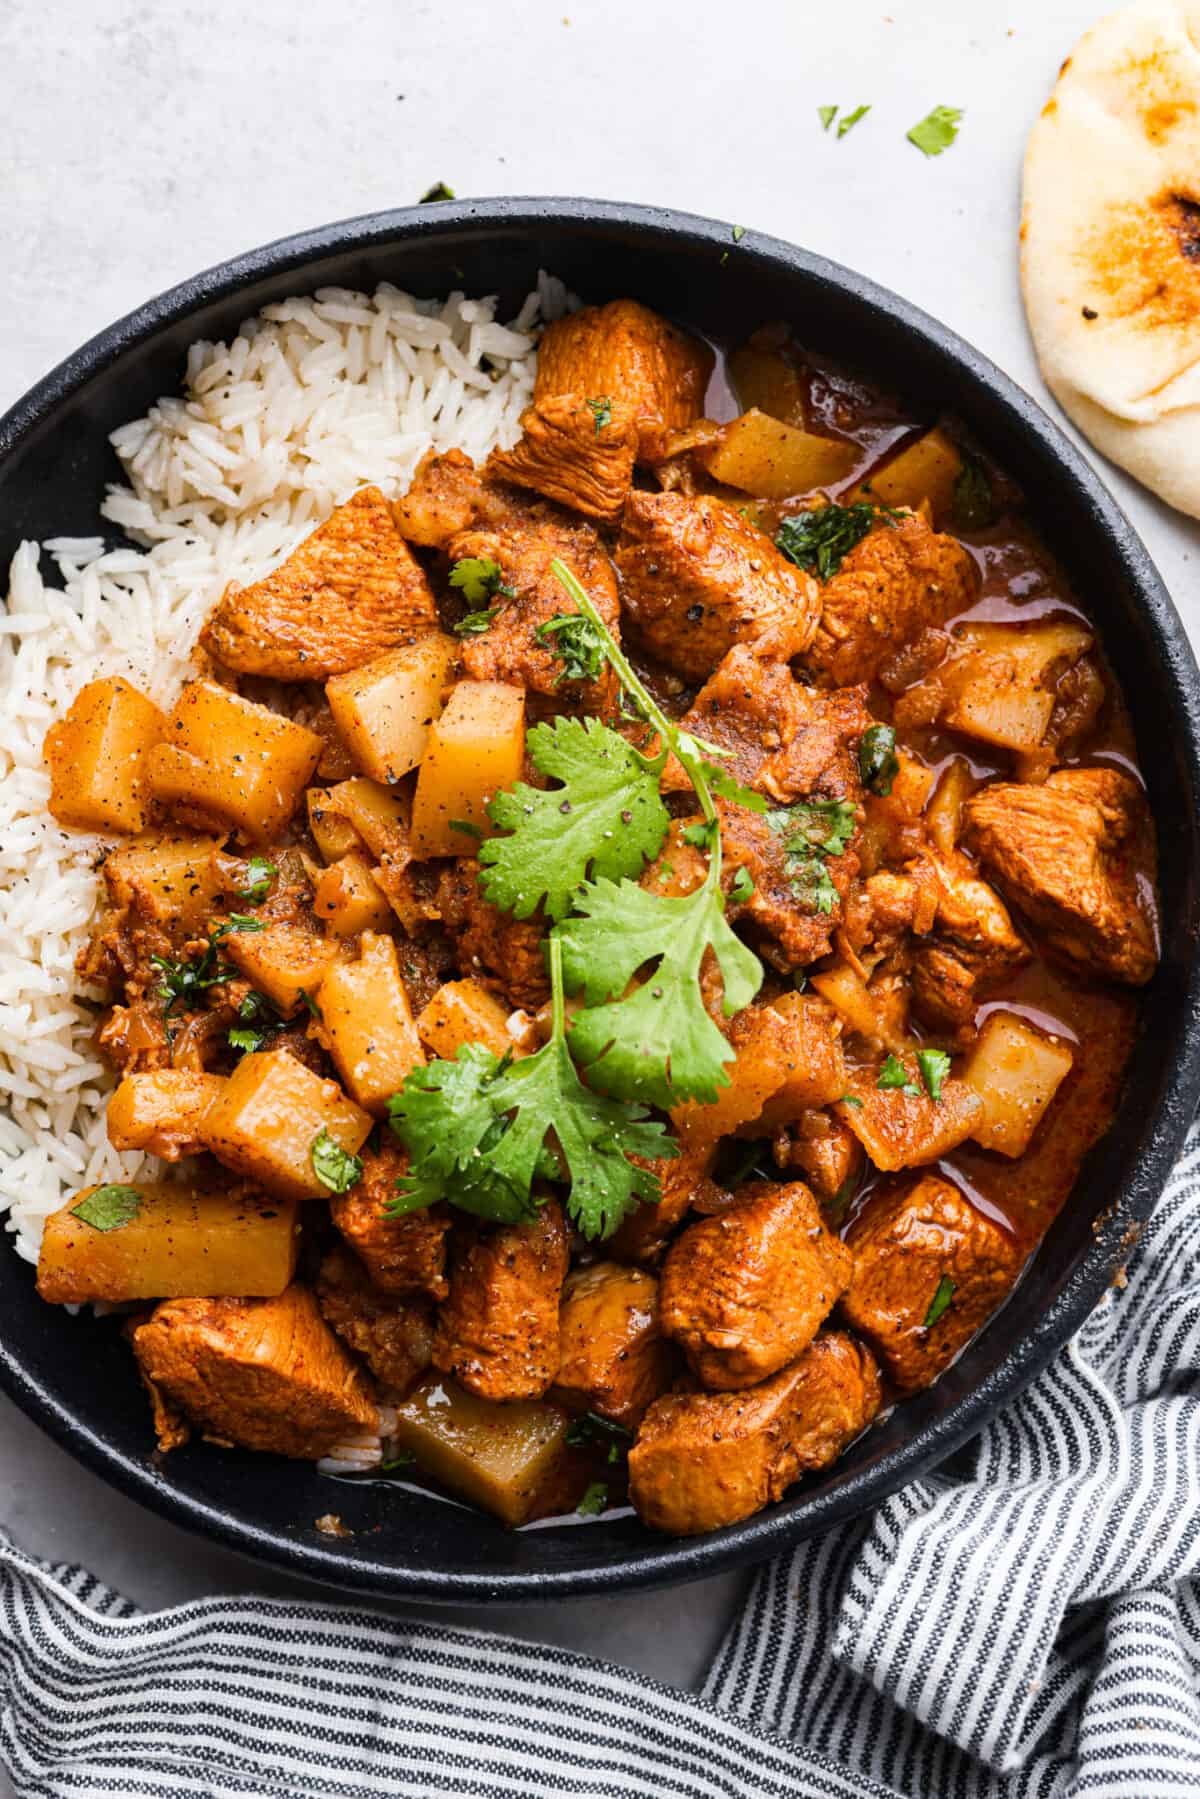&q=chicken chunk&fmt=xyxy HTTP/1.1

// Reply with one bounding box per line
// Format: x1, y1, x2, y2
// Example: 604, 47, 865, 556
660, 1180, 853, 1389
451, 516, 620, 711
666, 641, 871, 804
392, 450, 546, 551
672, 994, 846, 1148
628, 1331, 881, 1535
780, 1110, 864, 1205
435, 858, 550, 1012
201, 487, 438, 680
130, 1283, 378, 1459
315, 1244, 434, 1394
615, 493, 821, 682
911, 853, 1031, 1030
803, 511, 976, 688
609, 1136, 718, 1264
836, 1064, 982, 1171
841, 1174, 1023, 1391
719, 799, 860, 973
553, 1262, 674, 1427
432, 1201, 569, 1402
330, 1142, 450, 1300
962, 767, 1158, 986
487, 393, 638, 524
534, 298, 713, 461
